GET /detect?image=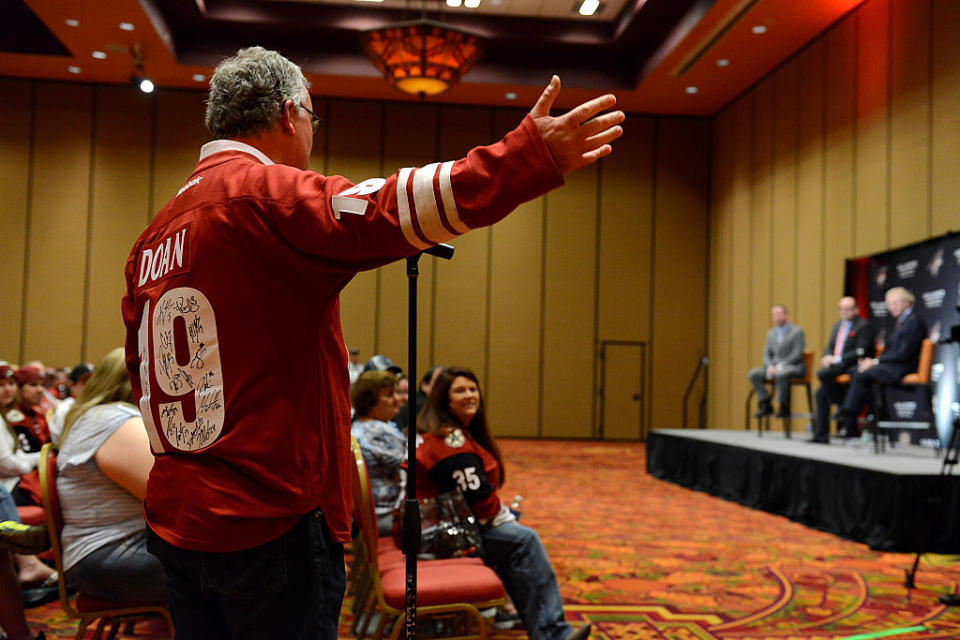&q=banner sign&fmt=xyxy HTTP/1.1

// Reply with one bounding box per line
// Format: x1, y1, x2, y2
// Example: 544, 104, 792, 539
847, 231, 960, 446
